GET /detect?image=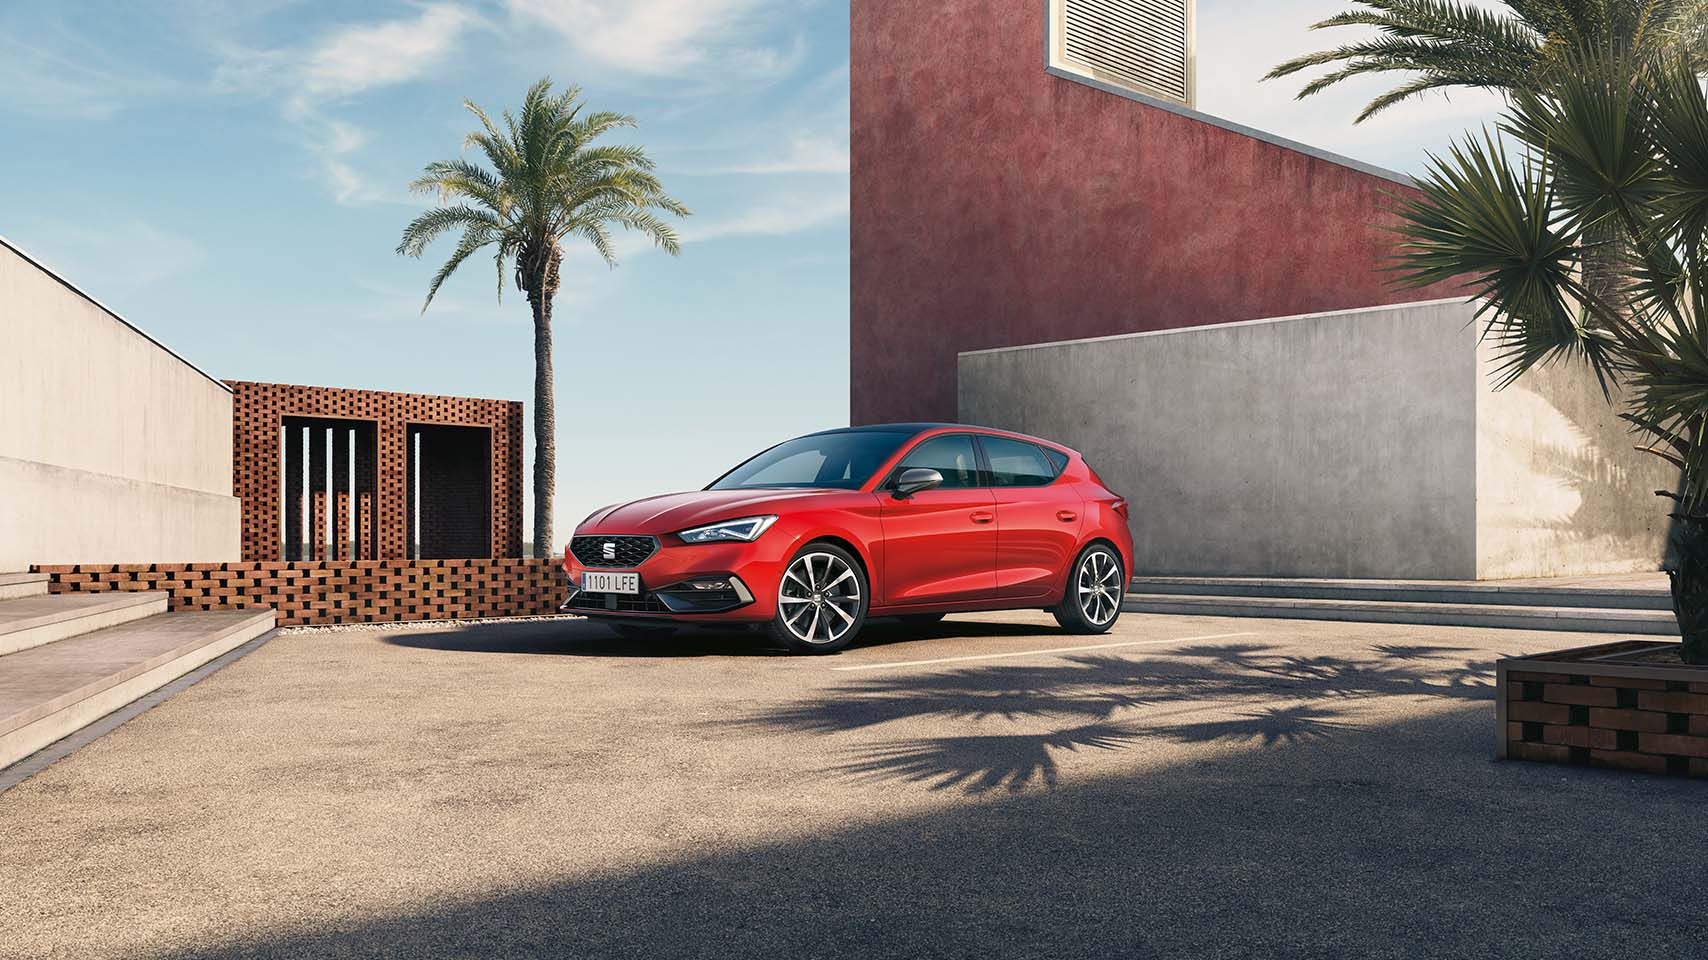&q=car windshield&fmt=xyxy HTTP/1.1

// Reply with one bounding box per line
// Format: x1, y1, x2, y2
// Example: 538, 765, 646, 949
708, 430, 915, 491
